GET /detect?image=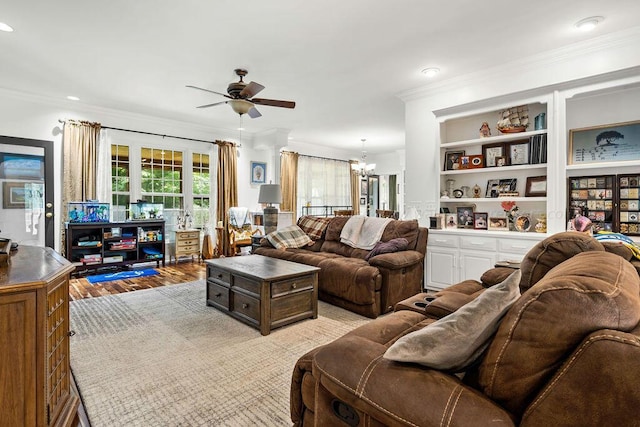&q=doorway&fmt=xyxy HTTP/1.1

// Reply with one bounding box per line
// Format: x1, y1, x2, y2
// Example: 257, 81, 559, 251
367, 175, 379, 217
0, 136, 55, 248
